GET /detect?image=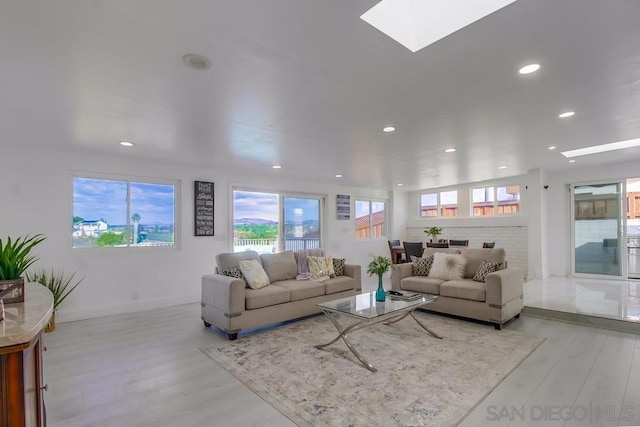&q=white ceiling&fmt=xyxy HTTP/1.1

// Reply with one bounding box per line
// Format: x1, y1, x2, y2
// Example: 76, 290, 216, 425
1, 0, 639, 191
